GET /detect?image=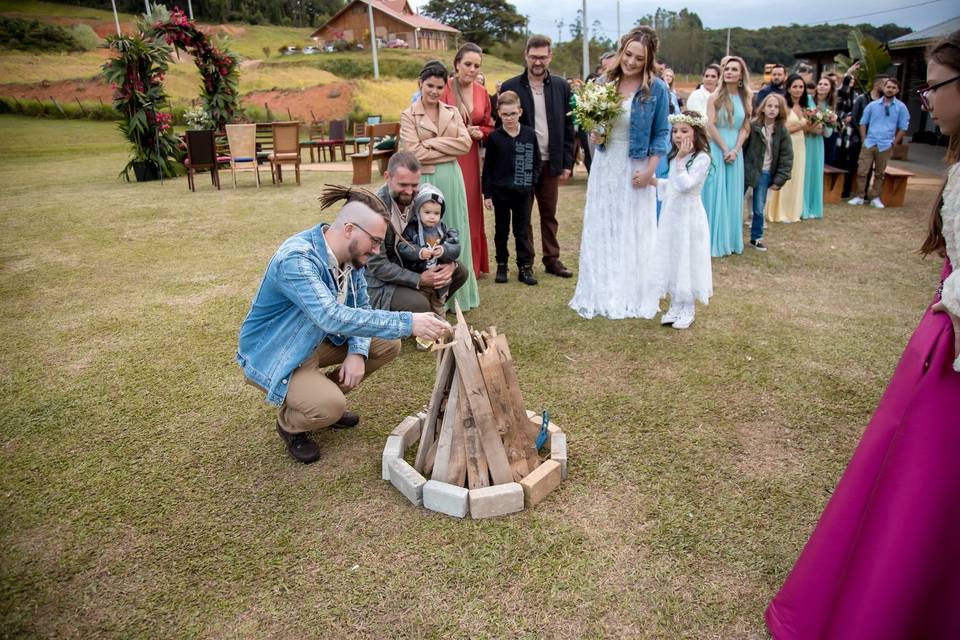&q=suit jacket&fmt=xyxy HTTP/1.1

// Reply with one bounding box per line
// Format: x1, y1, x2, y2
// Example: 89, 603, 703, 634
500, 70, 575, 177
399, 100, 472, 174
